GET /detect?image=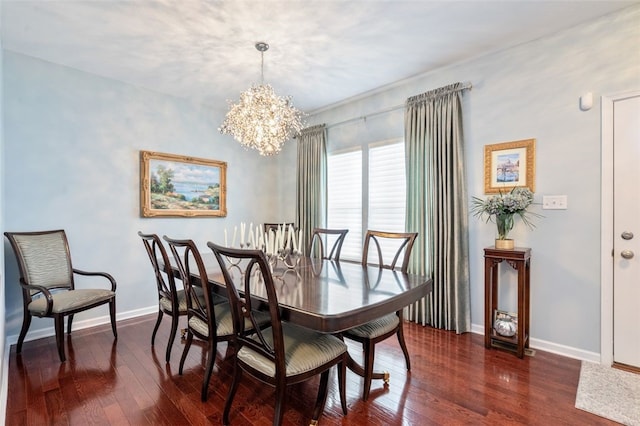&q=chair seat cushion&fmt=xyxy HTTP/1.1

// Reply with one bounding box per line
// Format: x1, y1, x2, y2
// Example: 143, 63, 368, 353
159, 289, 188, 314
238, 323, 347, 377
344, 313, 399, 339
188, 304, 270, 338
160, 290, 226, 315
28, 289, 115, 315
